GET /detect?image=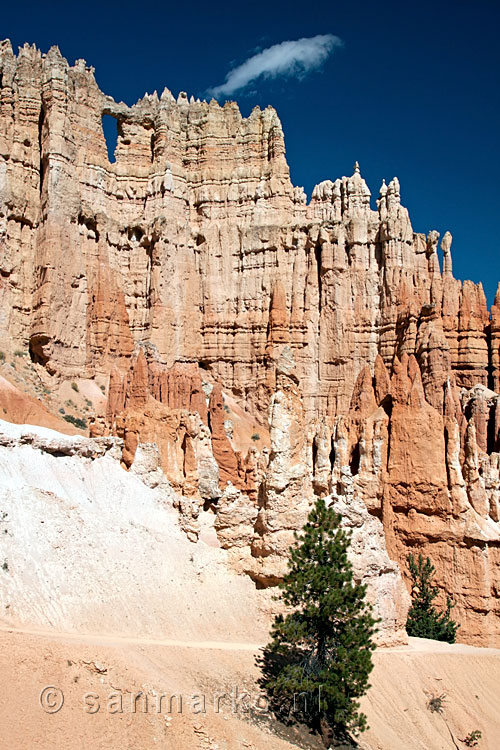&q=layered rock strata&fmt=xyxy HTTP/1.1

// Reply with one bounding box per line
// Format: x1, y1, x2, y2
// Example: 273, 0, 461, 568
1, 41, 500, 643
